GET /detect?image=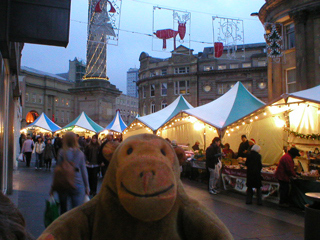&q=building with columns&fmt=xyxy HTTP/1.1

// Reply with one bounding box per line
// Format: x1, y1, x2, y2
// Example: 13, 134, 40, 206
258, 0, 320, 101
